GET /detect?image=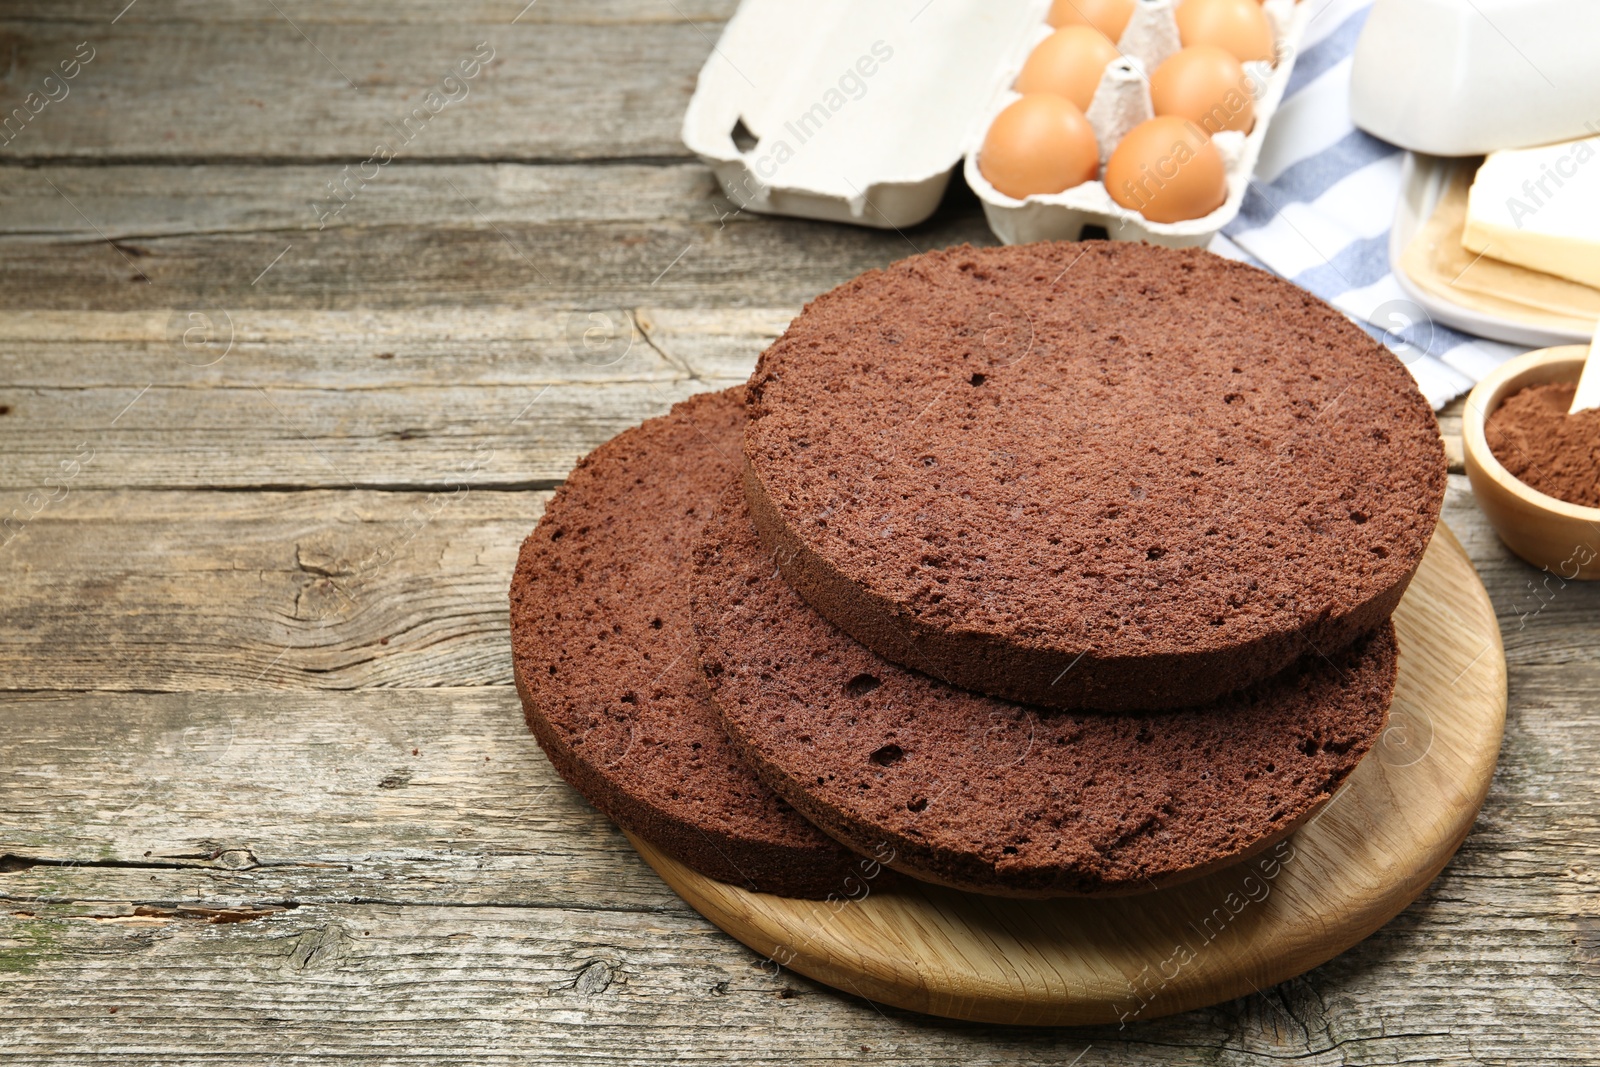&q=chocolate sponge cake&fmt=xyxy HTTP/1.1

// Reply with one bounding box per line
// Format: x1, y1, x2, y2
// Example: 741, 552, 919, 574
692, 486, 1397, 898
742, 241, 1445, 711
509, 388, 864, 899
